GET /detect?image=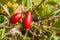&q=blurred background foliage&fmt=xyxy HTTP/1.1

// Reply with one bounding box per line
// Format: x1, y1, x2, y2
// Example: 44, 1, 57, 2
0, 0, 60, 40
